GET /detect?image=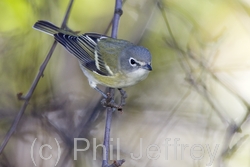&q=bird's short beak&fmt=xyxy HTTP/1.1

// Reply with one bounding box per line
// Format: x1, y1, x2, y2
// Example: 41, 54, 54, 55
142, 64, 152, 71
